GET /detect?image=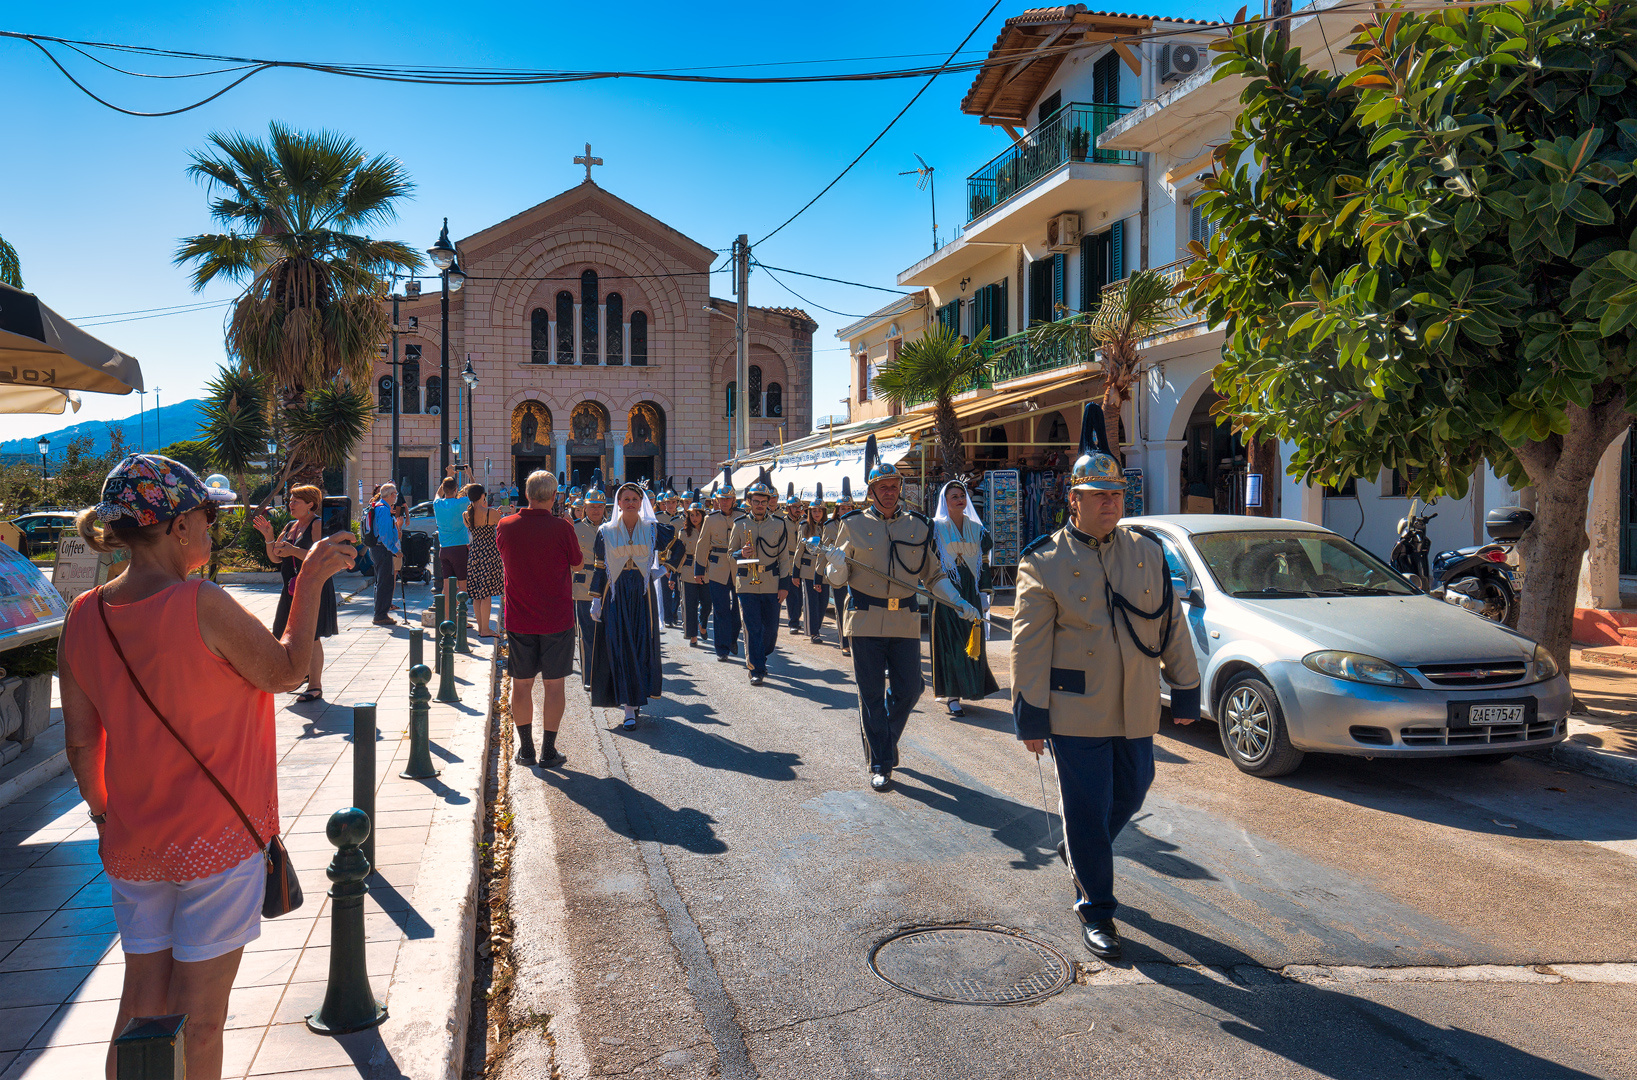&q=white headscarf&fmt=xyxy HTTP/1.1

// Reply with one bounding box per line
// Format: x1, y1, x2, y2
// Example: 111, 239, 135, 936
933, 480, 985, 577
